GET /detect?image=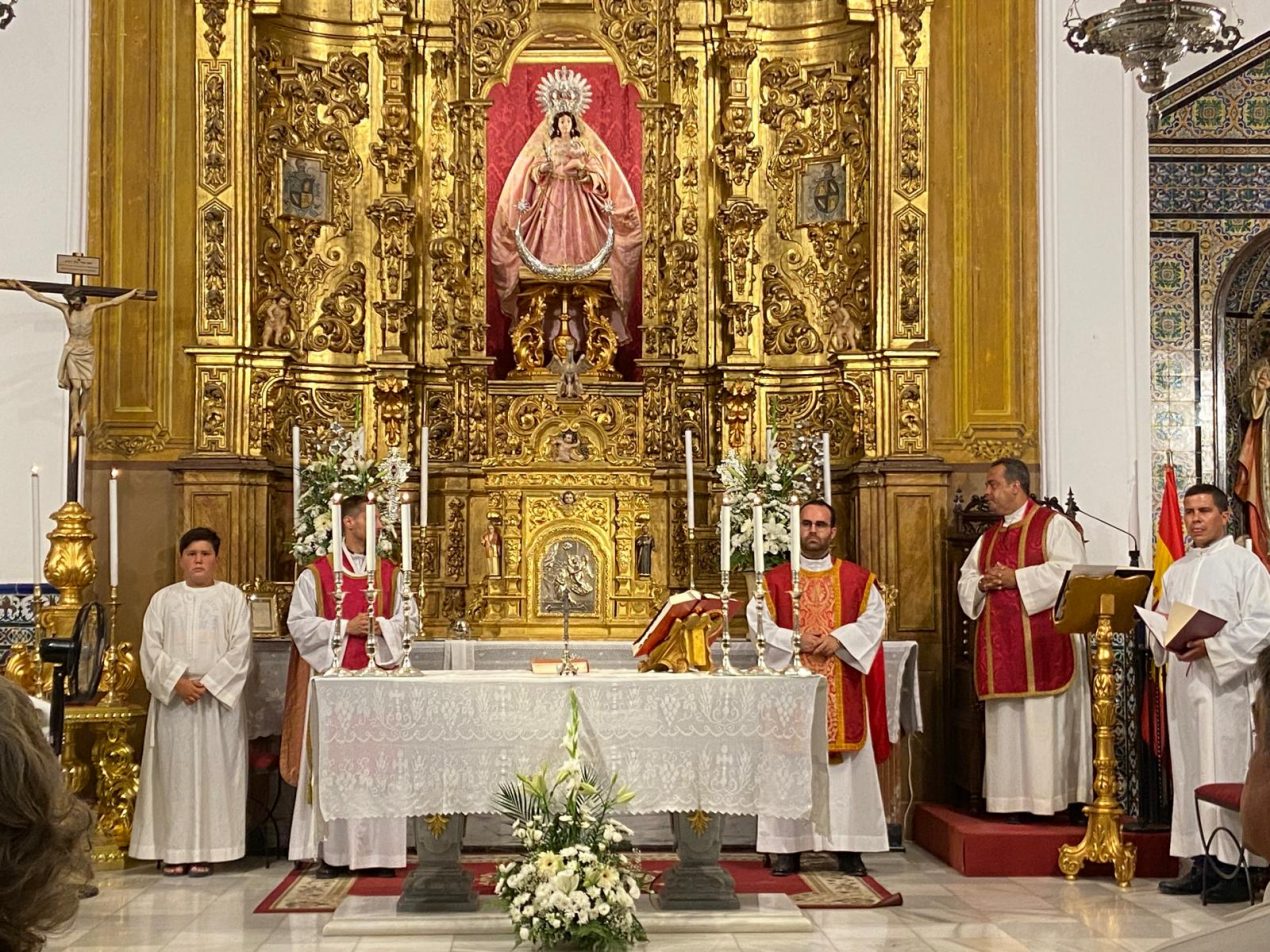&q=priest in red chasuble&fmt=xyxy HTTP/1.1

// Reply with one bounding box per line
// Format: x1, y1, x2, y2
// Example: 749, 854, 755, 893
748, 500, 891, 878
283, 494, 408, 877
957, 458, 1091, 817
